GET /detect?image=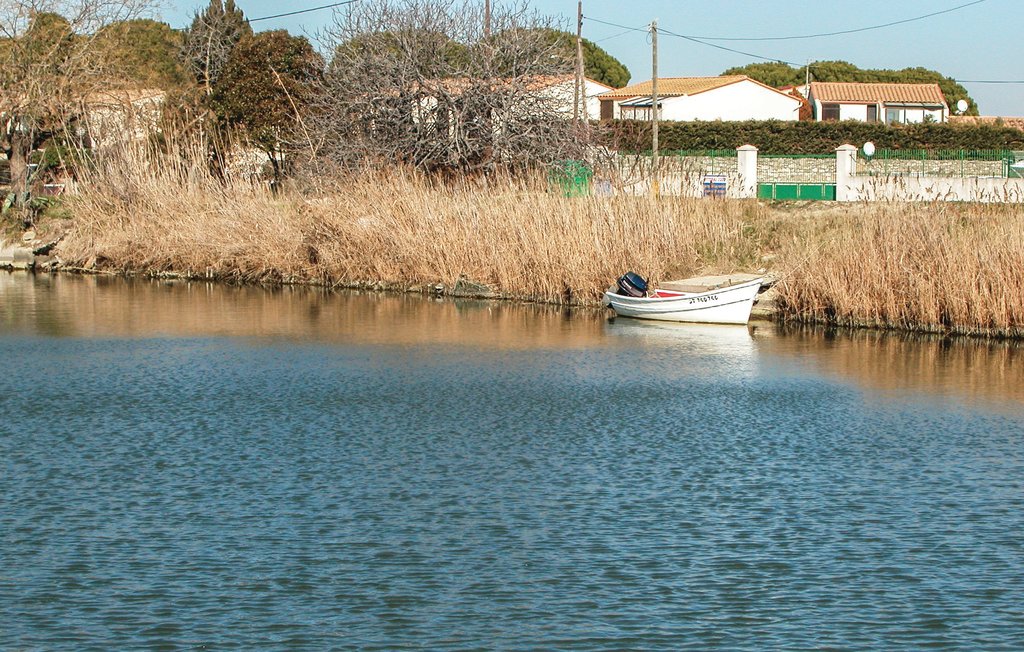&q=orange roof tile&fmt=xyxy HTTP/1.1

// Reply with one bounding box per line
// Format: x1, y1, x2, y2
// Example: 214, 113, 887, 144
599, 75, 749, 99
949, 115, 1024, 131
810, 82, 947, 106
